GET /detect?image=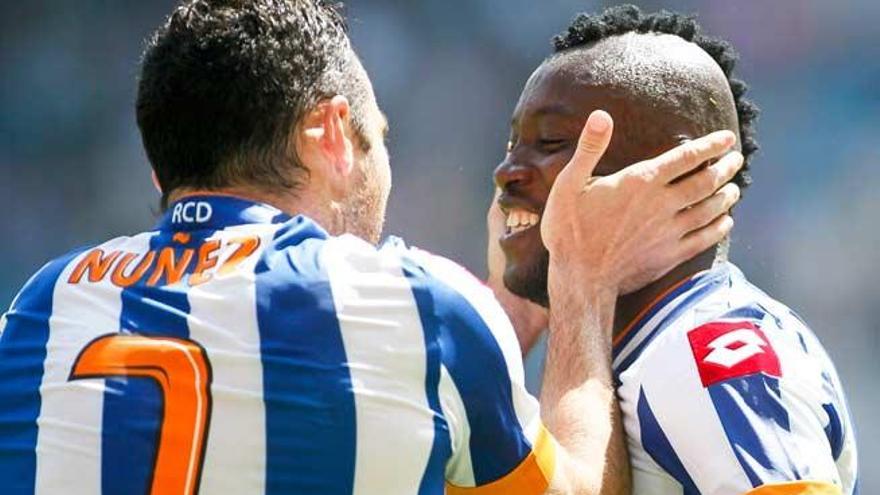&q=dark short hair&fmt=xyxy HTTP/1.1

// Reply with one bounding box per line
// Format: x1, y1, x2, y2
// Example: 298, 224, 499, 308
136, 0, 372, 208
553, 5, 760, 190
